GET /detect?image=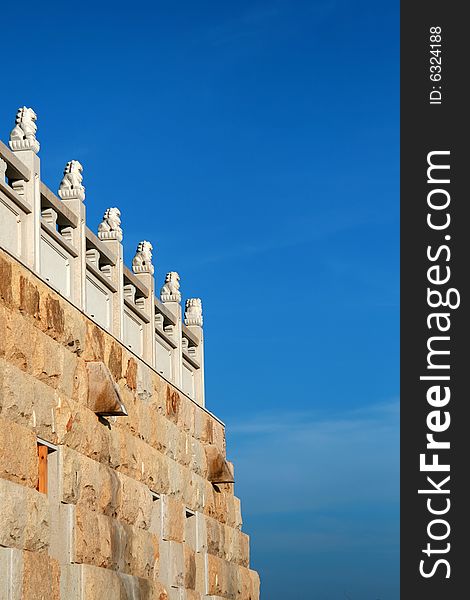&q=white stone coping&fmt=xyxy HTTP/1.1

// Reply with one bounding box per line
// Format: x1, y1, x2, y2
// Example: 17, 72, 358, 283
40, 221, 79, 257
0, 180, 32, 214
40, 182, 78, 228
0, 139, 31, 181
85, 227, 117, 266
